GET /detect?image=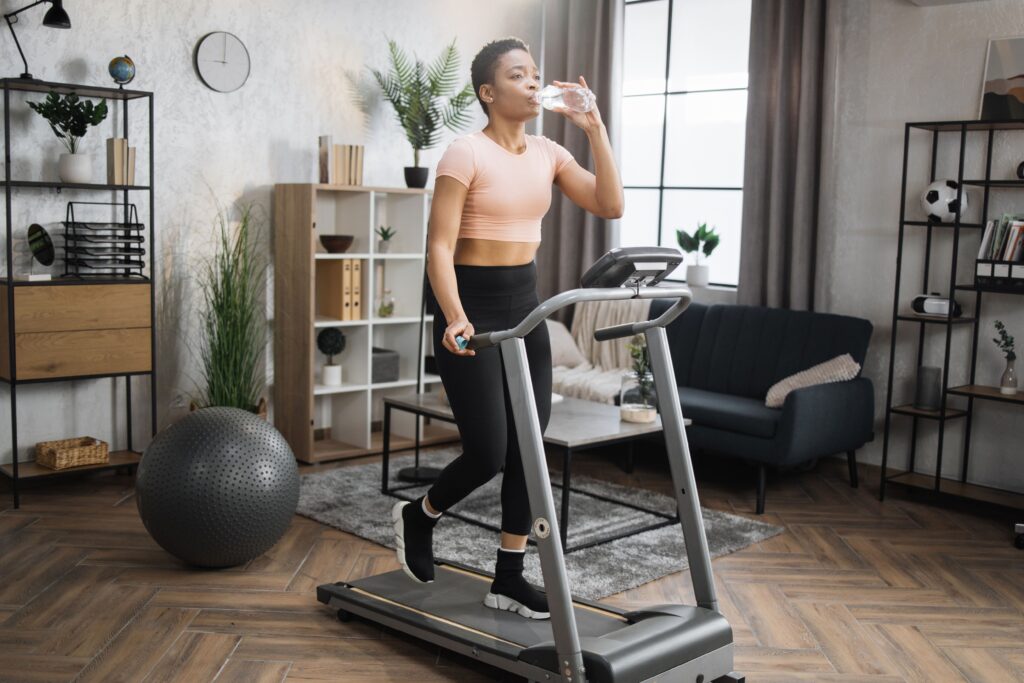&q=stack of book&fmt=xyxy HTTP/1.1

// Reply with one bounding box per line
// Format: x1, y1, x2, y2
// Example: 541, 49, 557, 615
976, 214, 1024, 287
106, 137, 136, 185
318, 136, 364, 185
316, 258, 363, 320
